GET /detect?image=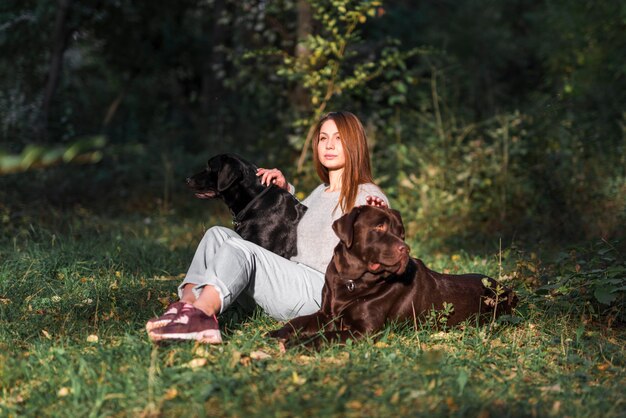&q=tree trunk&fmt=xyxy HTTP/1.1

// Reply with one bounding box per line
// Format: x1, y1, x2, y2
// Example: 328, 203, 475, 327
292, 0, 312, 112
40, 0, 73, 142
200, 0, 227, 117
102, 71, 137, 128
